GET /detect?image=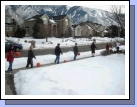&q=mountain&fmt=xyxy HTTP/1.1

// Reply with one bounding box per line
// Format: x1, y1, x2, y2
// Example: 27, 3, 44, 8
5, 5, 119, 26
